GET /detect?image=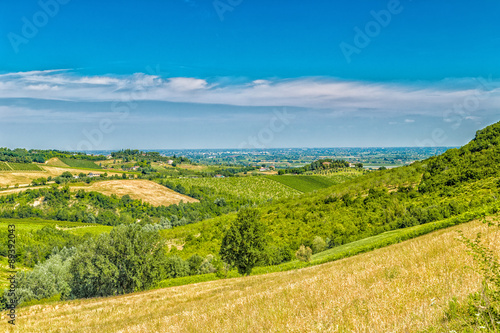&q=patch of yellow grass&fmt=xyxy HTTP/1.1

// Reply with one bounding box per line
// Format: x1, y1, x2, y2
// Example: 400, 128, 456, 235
71, 180, 198, 206
1, 219, 495, 332
44, 158, 69, 167
174, 164, 207, 171
0, 166, 121, 188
